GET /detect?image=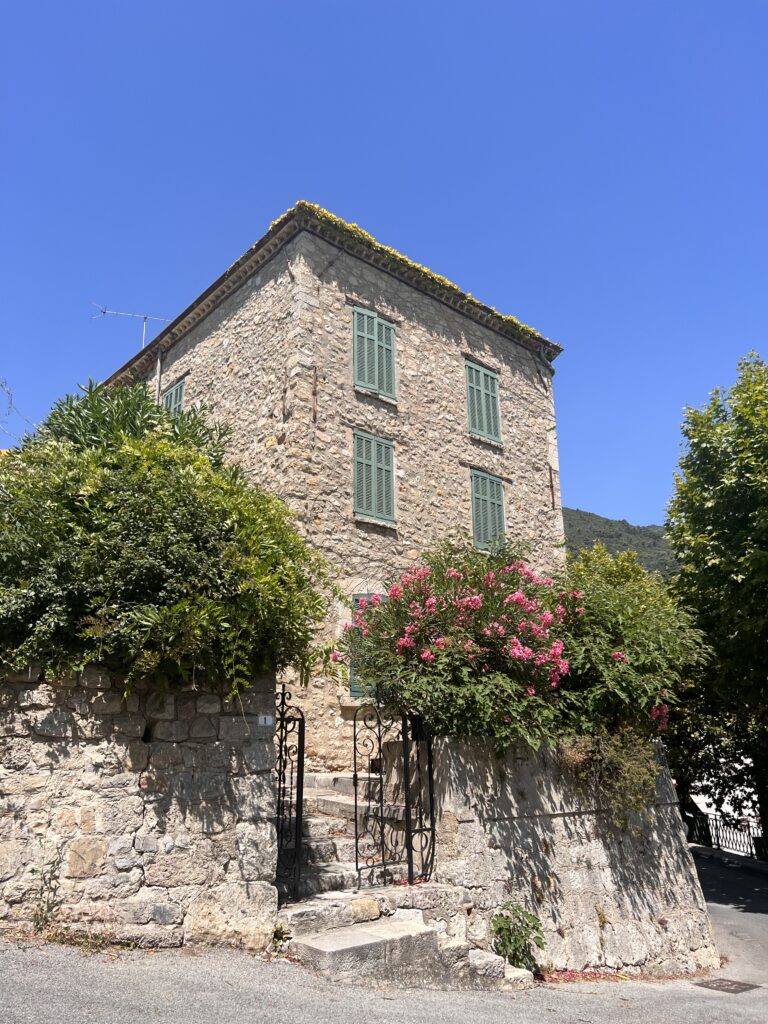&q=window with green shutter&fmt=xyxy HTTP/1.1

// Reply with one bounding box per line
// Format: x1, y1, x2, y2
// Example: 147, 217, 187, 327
353, 307, 396, 400
471, 470, 505, 549
353, 431, 395, 522
348, 593, 387, 698
465, 360, 501, 442
163, 379, 185, 417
